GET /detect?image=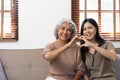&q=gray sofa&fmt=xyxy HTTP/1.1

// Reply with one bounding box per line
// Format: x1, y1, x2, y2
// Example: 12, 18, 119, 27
0, 48, 120, 80
113, 48, 120, 80
0, 49, 48, 80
